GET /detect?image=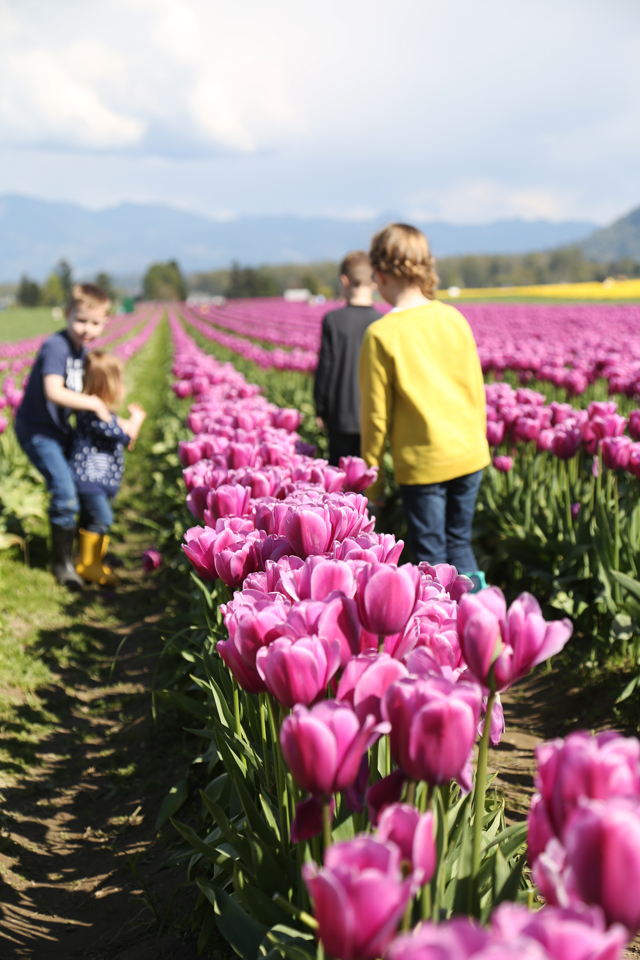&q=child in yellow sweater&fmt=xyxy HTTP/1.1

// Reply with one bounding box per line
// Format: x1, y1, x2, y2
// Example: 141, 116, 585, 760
359, 223, 489, 579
